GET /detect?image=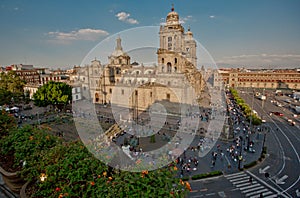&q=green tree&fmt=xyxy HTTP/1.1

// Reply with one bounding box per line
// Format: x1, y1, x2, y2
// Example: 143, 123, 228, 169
0, 110, 16, 136
33, 81, 72, 108
0, 71, 26, 104
0, 89, 13, 106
